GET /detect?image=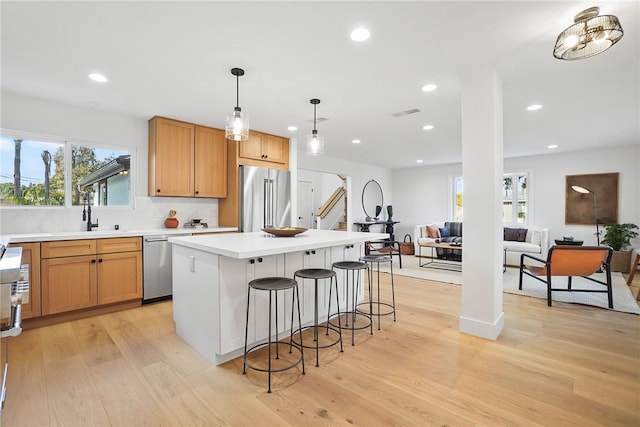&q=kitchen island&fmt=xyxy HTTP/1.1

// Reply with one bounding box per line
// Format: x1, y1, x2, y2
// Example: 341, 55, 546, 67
169, 229, 388, 365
